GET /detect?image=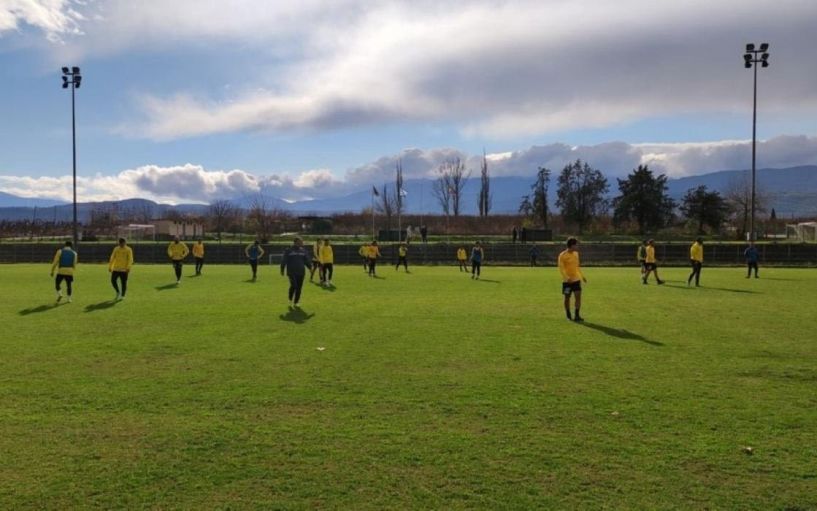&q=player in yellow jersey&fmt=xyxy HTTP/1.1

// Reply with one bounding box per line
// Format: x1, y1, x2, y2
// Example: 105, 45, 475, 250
366, 240, 382, 277
395, 243, 409, 272
642, 239, 665, 285
456, 246, 468, 272
310, 239, 322, 283
167, 236, 190, 284
558, 237, 587, 322
358, 243, 369, 272
192, 239, 205, 276
319, 238, 334, 286
109, 238, 134, 300
687, 237, 703, 287
50, 241, 77, 303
